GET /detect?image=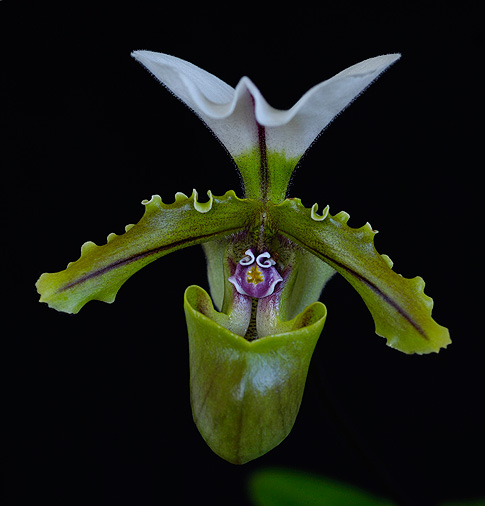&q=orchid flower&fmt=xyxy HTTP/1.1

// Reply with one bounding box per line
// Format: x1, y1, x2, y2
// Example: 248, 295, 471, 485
36, 51, 450, 465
